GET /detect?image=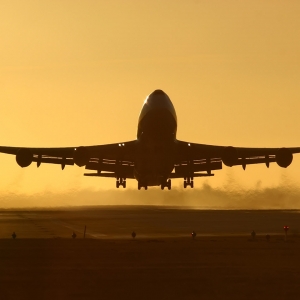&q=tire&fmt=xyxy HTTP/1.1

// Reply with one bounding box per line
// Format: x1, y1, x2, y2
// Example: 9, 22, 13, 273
168, 179, 171, 190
